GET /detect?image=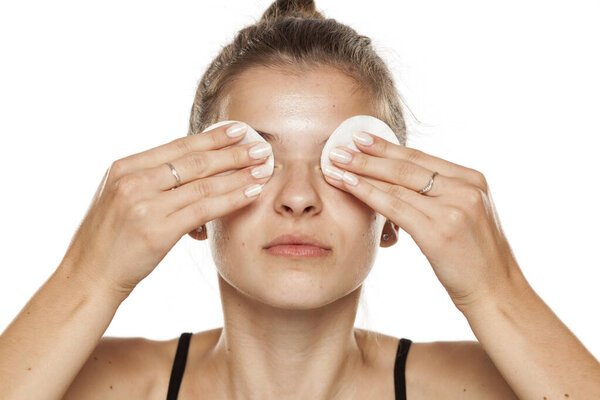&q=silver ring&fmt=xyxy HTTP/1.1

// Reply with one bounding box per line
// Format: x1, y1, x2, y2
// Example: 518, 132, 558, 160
167, 162, 181, 189
418, 171, 438, 194
383, 233, 390, 241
